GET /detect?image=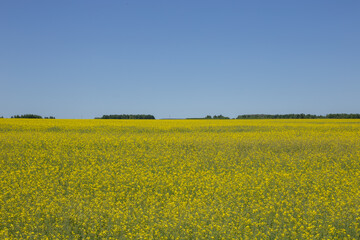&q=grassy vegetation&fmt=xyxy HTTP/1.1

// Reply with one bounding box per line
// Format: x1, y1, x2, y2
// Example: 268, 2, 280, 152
1, 119, 360, 239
